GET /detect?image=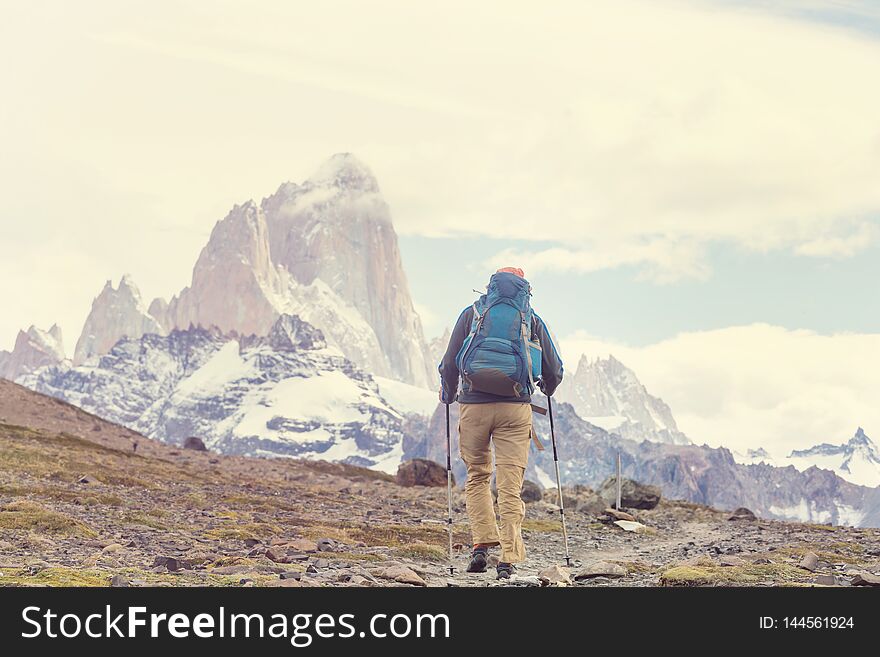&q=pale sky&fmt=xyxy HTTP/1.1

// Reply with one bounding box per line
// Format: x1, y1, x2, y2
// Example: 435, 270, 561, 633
1, 0, 878, 453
